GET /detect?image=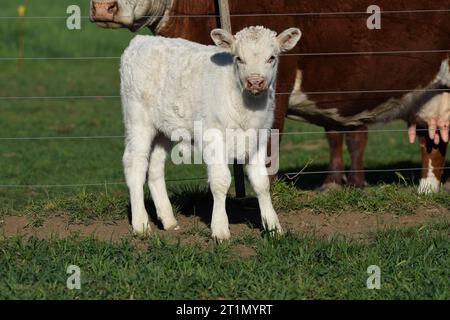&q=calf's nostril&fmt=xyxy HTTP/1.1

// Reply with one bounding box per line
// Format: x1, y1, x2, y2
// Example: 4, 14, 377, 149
257, 80, 265, 89
108, 2, 118, 14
